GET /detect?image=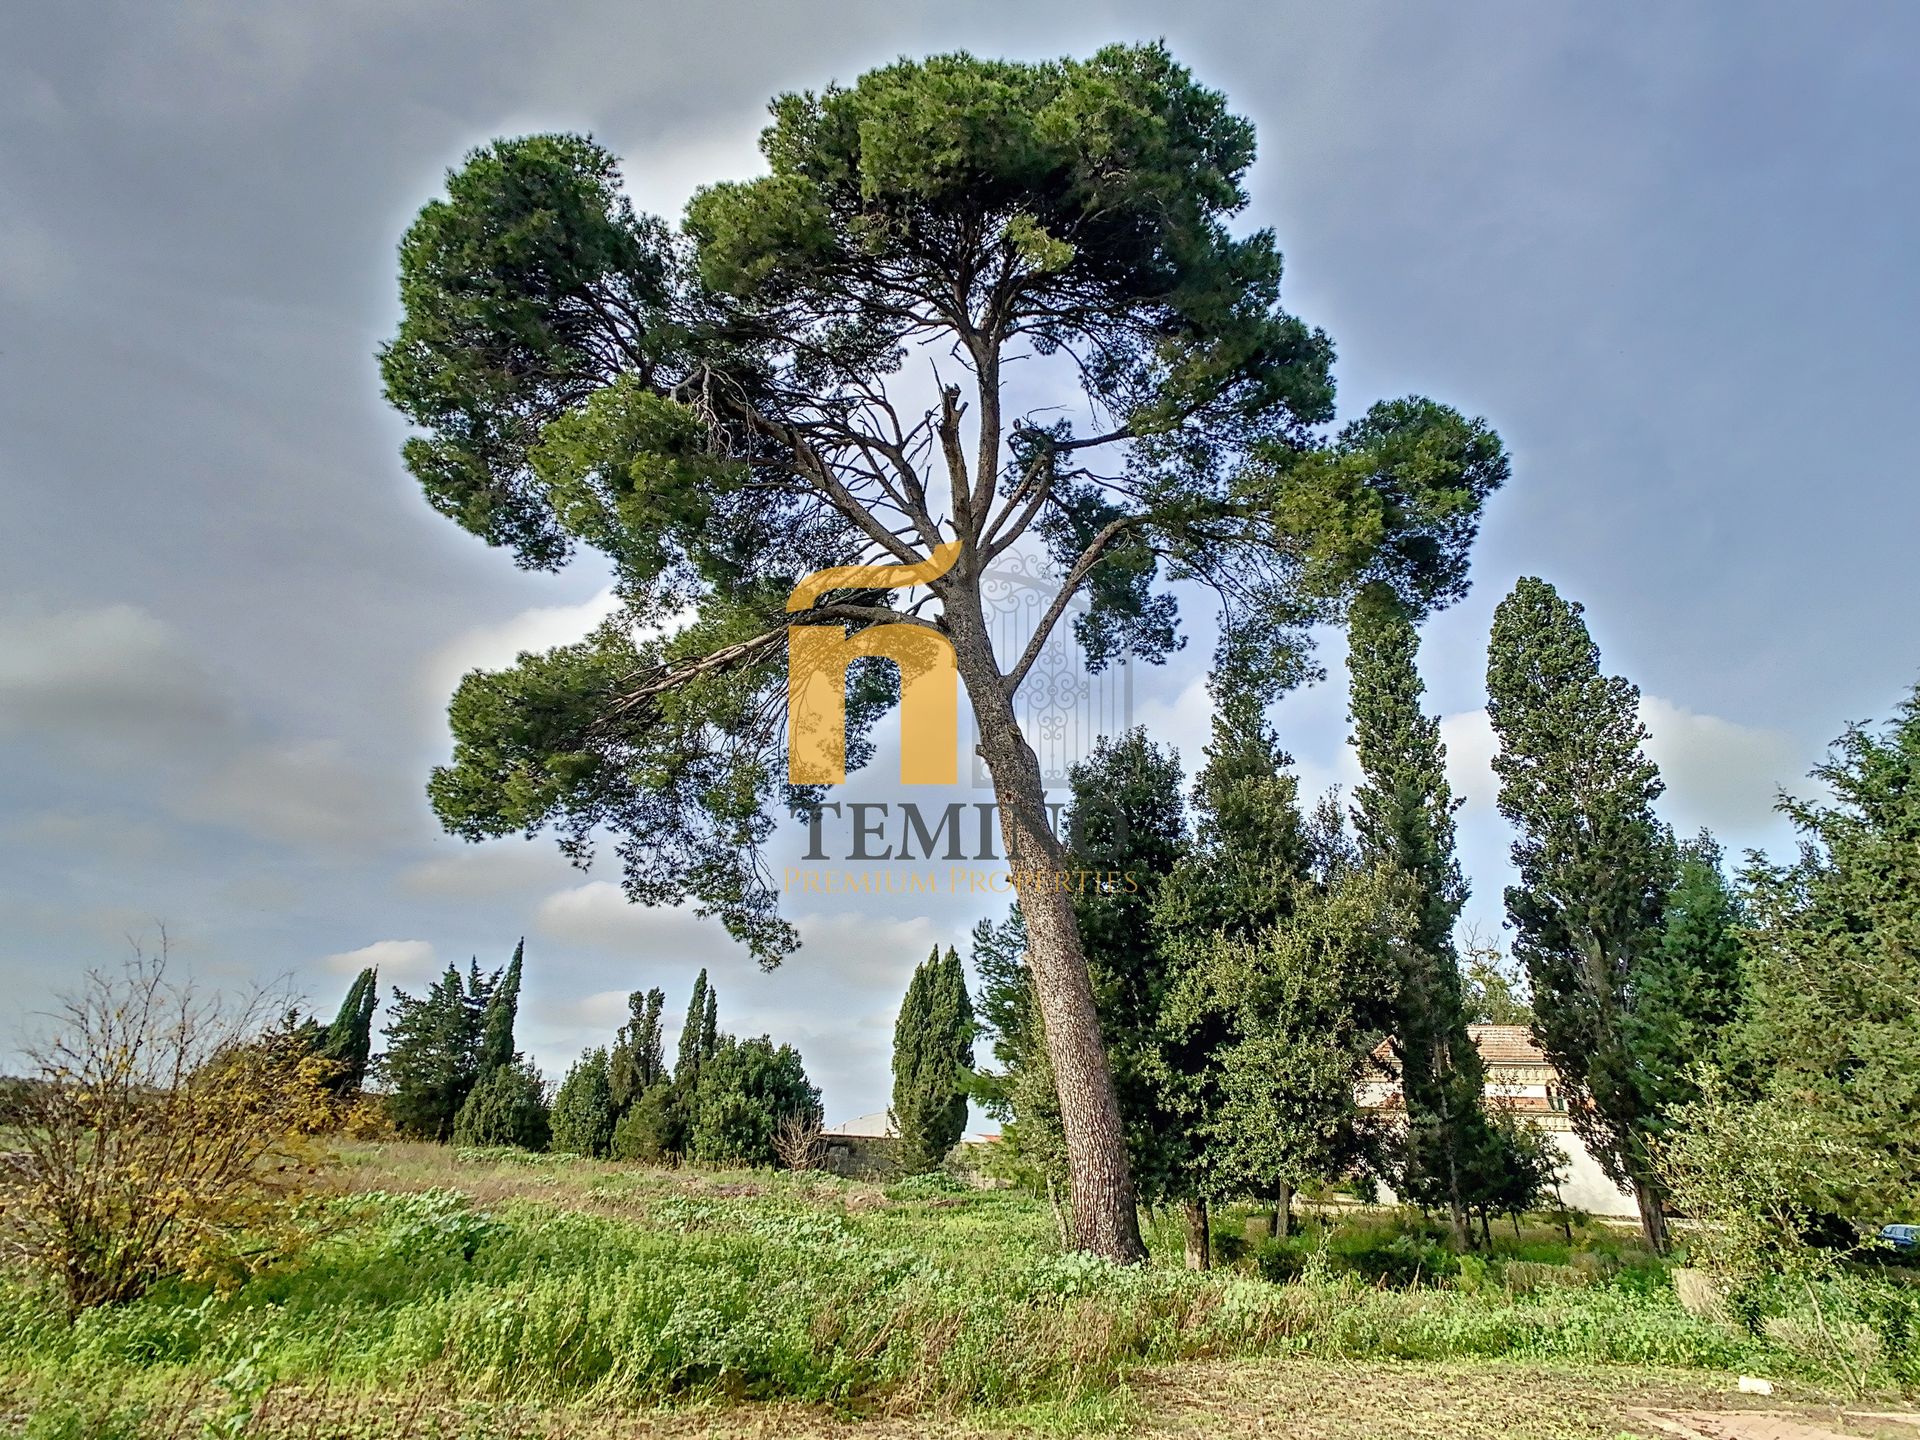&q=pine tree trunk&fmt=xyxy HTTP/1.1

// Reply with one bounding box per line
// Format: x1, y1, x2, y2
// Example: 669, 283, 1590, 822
1183, 1198, 1212, 1271
951, 612, 1146, 1264
1633, 1174, 1670, 1254
1273, 1180, 1293, 1238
